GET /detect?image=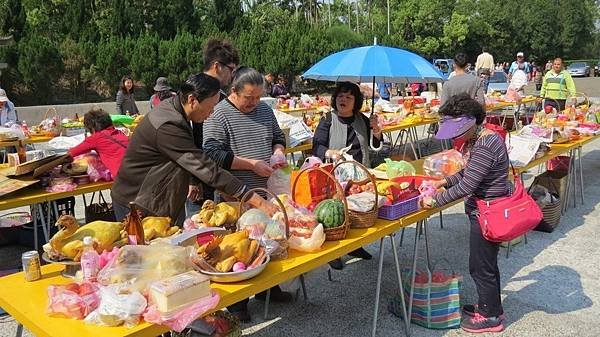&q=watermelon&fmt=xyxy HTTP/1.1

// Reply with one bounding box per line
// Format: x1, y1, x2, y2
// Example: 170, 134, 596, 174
314, 199, 345, 229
